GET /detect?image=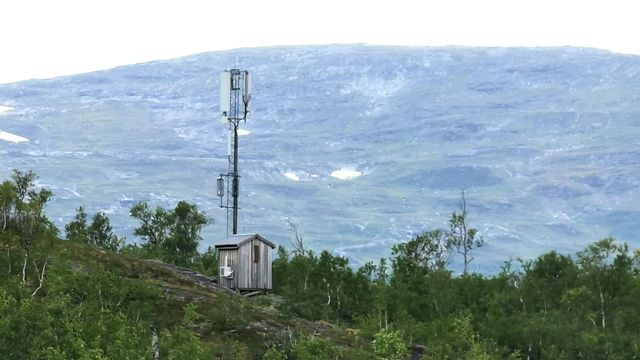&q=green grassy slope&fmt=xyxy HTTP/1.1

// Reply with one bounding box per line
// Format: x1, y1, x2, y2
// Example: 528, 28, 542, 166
1, 240, 368, 359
